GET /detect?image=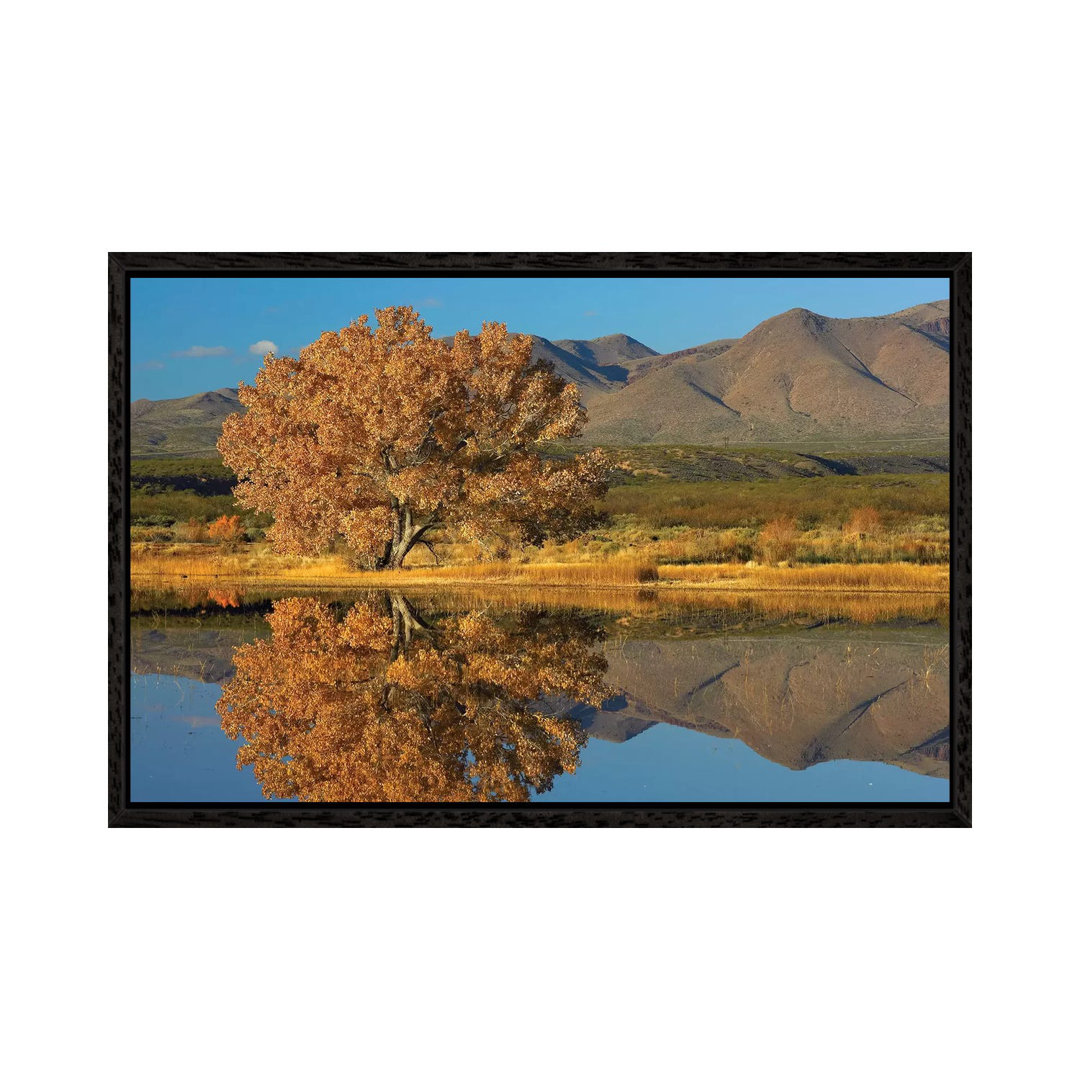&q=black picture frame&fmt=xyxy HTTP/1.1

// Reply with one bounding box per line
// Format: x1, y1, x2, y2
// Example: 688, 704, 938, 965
109, 252, 971, 827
